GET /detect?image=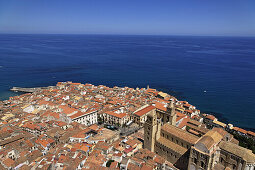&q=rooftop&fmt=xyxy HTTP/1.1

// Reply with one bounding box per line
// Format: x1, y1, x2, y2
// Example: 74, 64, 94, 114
219, 141, 255, 162
157, 137, 188, 155
161, 123, 199, 145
